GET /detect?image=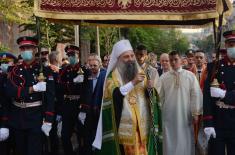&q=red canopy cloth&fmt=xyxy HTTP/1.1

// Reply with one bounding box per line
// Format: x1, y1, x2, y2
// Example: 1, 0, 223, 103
34, 0, 232, 26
